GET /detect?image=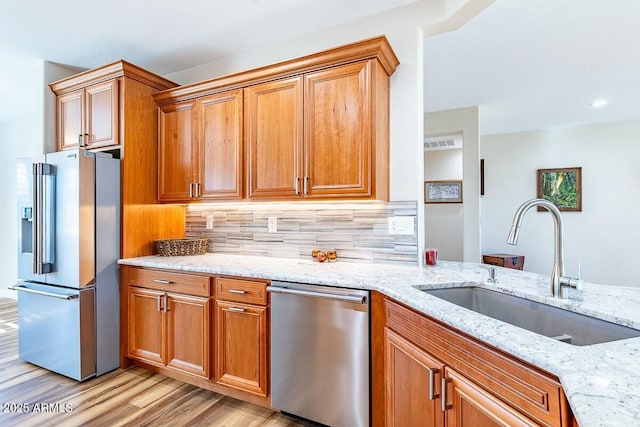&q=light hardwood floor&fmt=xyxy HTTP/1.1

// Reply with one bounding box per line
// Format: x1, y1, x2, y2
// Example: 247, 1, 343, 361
0, 298, 310, 427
